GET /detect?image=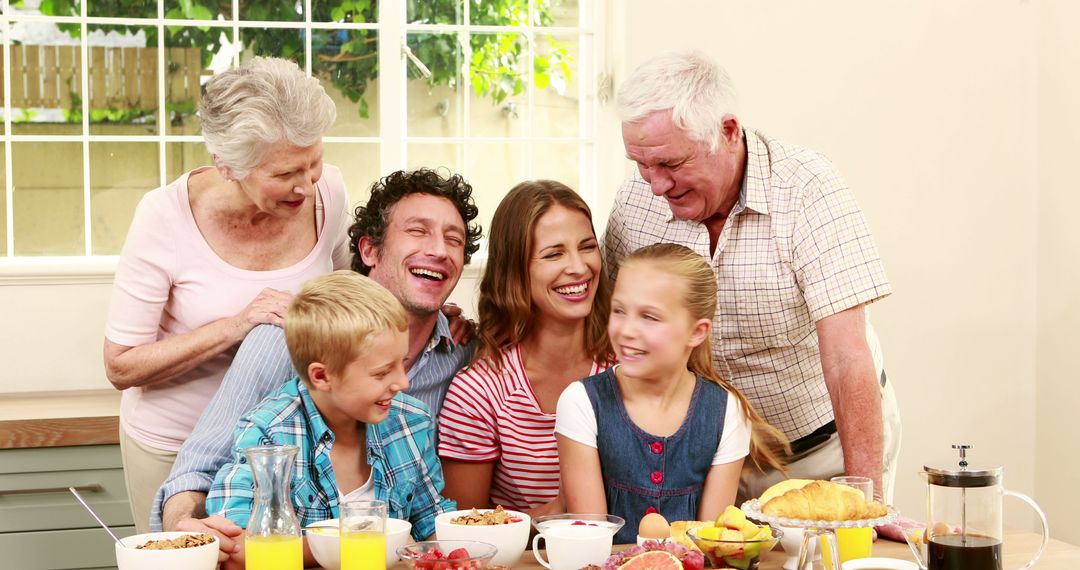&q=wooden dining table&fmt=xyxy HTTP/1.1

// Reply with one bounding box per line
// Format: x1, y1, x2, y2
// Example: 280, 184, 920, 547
377, 531, 1080, 569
